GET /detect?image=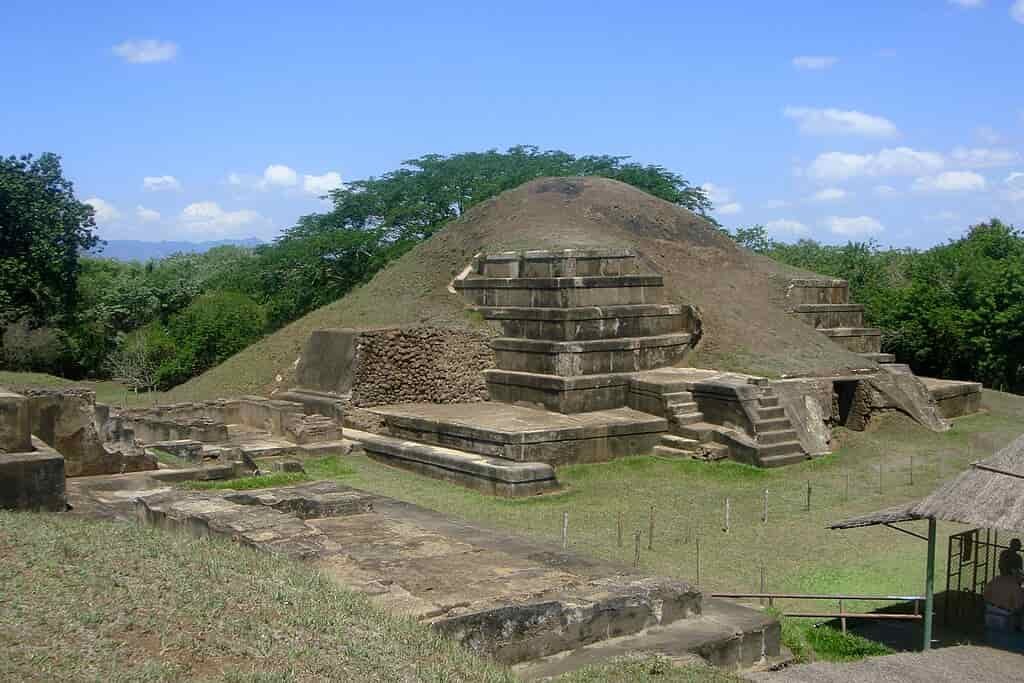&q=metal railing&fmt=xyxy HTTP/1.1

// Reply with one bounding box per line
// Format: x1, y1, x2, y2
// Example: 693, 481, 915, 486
711, 592, 925, 633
